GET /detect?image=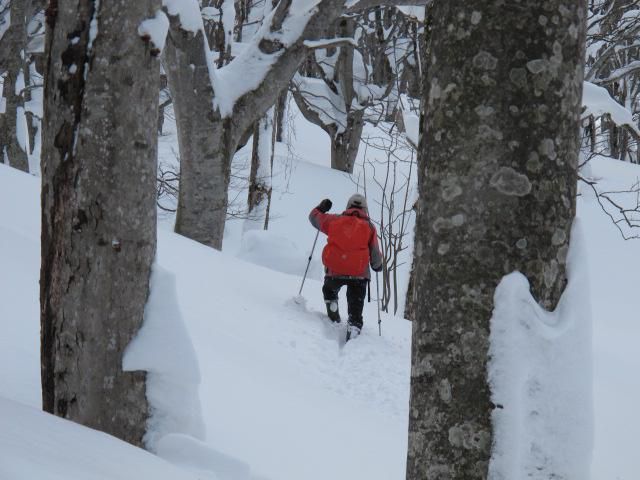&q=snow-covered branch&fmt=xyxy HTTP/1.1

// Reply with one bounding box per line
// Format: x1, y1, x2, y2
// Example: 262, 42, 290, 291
582, 81, 640, 138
